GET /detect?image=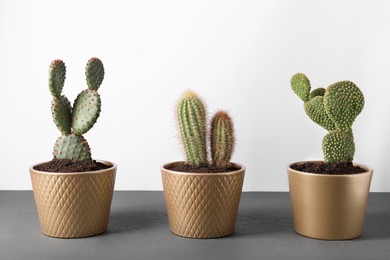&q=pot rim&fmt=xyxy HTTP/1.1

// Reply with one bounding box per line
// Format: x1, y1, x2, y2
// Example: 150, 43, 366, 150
287, 160, 373, 177
30, 160, 117, 176
161, 161, 245, 176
